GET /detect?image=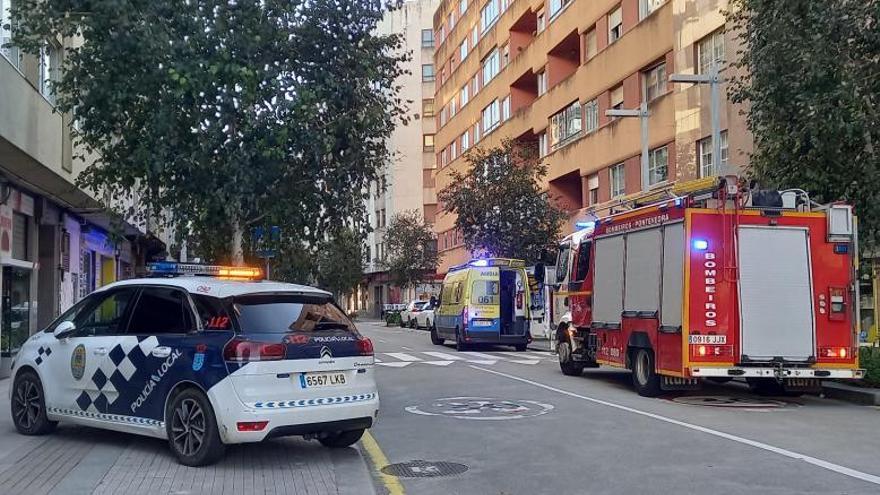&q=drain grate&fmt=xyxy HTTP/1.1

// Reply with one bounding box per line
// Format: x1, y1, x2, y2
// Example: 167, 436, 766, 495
381, 460, 469, 478
671, 395, 790, 409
